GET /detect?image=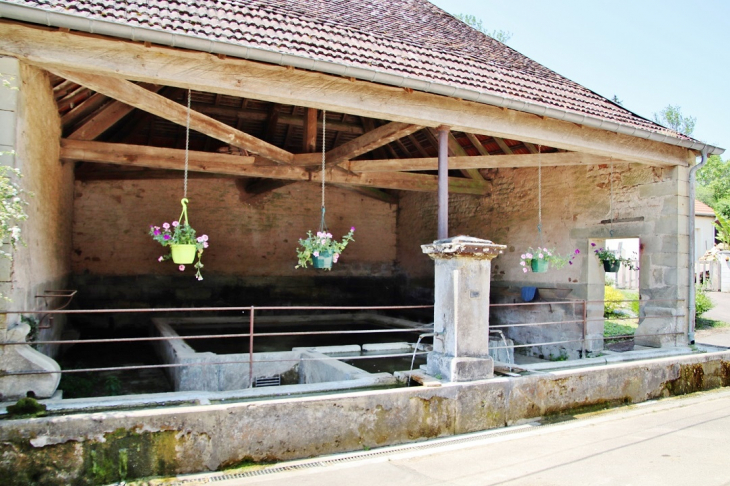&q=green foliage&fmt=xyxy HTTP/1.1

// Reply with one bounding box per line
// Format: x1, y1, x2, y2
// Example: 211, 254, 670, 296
455, 13, 512, 43
653, 104, 696, 136
697, 155, 730, 218
604, 285, 625, 316
695, 286, 714, 317
604, 320, 637, 338
20, 315, 39, 348
149, 216, 208, 280
592, 244, 639, 271
714, 212, 730, 247
0, 165, 29, 258
519, 246, 580, 272
104, 376, 123, 396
